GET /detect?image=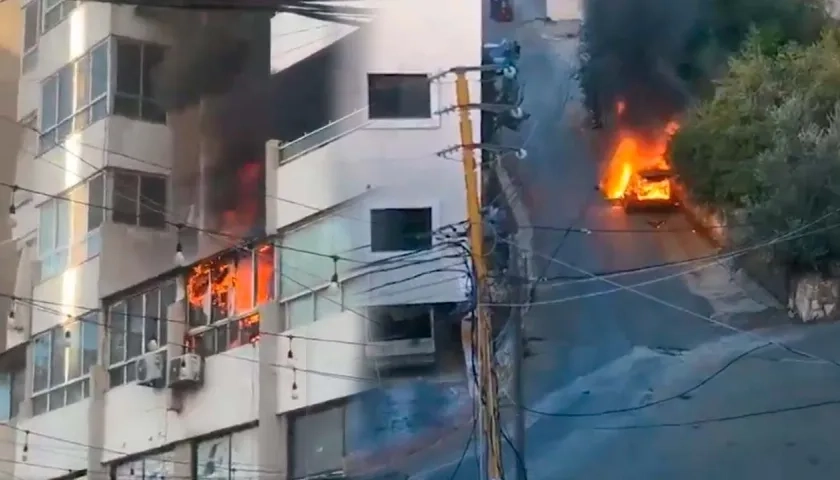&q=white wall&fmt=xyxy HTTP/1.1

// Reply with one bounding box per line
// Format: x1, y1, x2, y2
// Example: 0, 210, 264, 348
269, 13, 357, 73
99, 304, 366, 463
15, 396, 90, 479
30, 255, 99, 336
